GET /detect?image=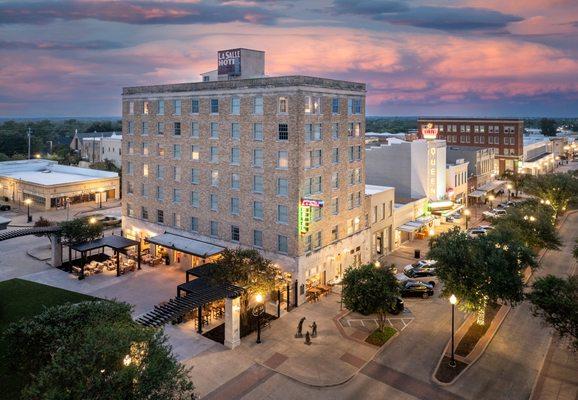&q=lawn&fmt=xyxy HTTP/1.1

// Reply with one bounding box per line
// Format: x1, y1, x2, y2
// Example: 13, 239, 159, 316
365, 326, 397, 346
0, 279, 97, 400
